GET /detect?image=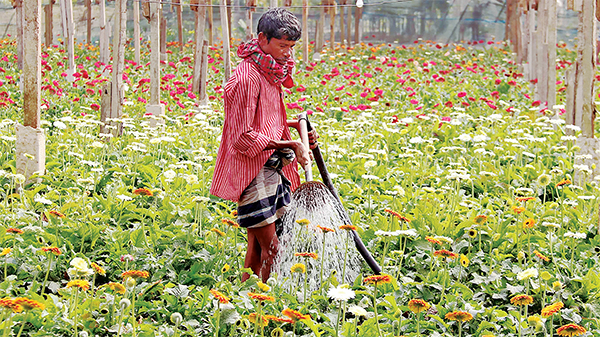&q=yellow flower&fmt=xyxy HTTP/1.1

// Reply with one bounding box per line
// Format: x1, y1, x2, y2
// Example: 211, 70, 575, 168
445, 311, 473, 322
211, 228, 226, 237
0, 248, 11, 257
107, 282, 126, 294
257, 281, 271, 292
66, 279, 90, 291
467, 229, 477, 238
221, 264, 230, 273
291, 263, 306, 274
363, 274, 392, 285
556, 323, 586, 337
541, 301, 564, 318
295, 219, 310, 225
407, 299, 430, 314
91, 262, 106, 276
13, 297, 45, 311
510, 294, 534, 306
460, 254, 469, 267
